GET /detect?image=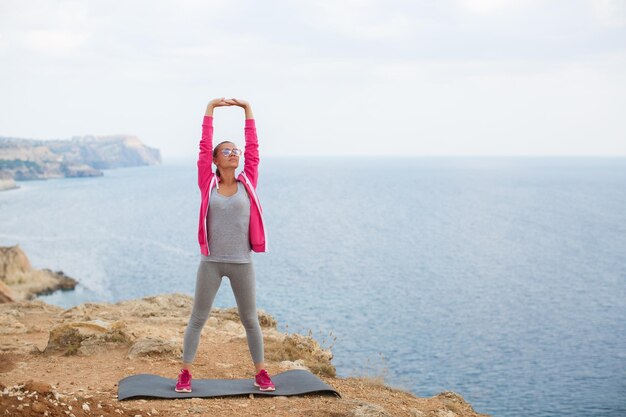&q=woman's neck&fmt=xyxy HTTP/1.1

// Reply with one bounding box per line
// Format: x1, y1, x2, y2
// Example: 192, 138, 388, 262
218, 169, 237, 185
